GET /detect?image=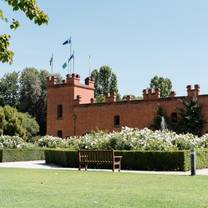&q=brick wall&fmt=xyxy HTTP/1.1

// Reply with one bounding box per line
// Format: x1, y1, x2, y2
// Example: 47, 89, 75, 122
47, 74, 208, 137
